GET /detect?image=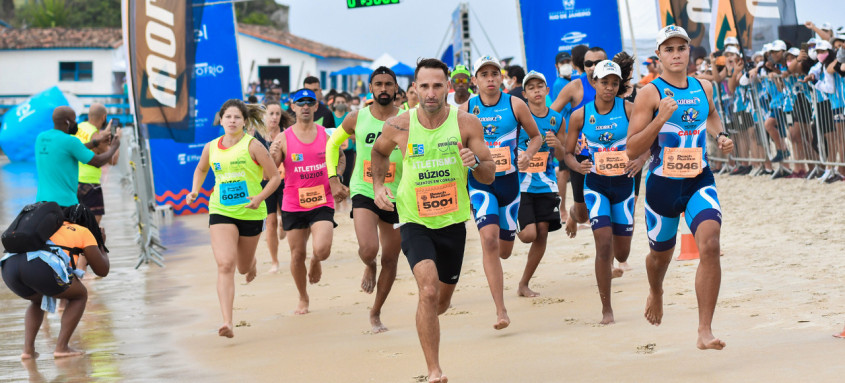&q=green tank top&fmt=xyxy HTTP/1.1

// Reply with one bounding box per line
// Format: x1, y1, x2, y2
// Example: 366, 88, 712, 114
396, 107, 471, 228
208, 135, 267, 221
350, 107, 404, 200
